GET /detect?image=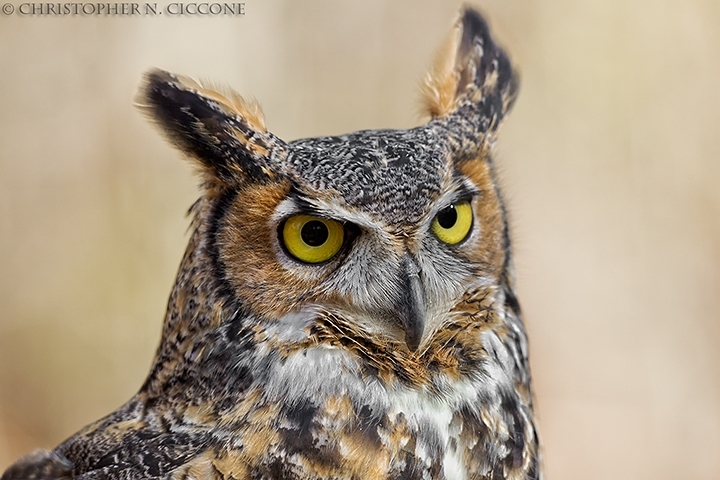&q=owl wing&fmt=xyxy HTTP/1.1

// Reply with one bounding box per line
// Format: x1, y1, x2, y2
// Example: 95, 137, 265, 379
51, 424, 215, 480
0, 450, 73, 480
